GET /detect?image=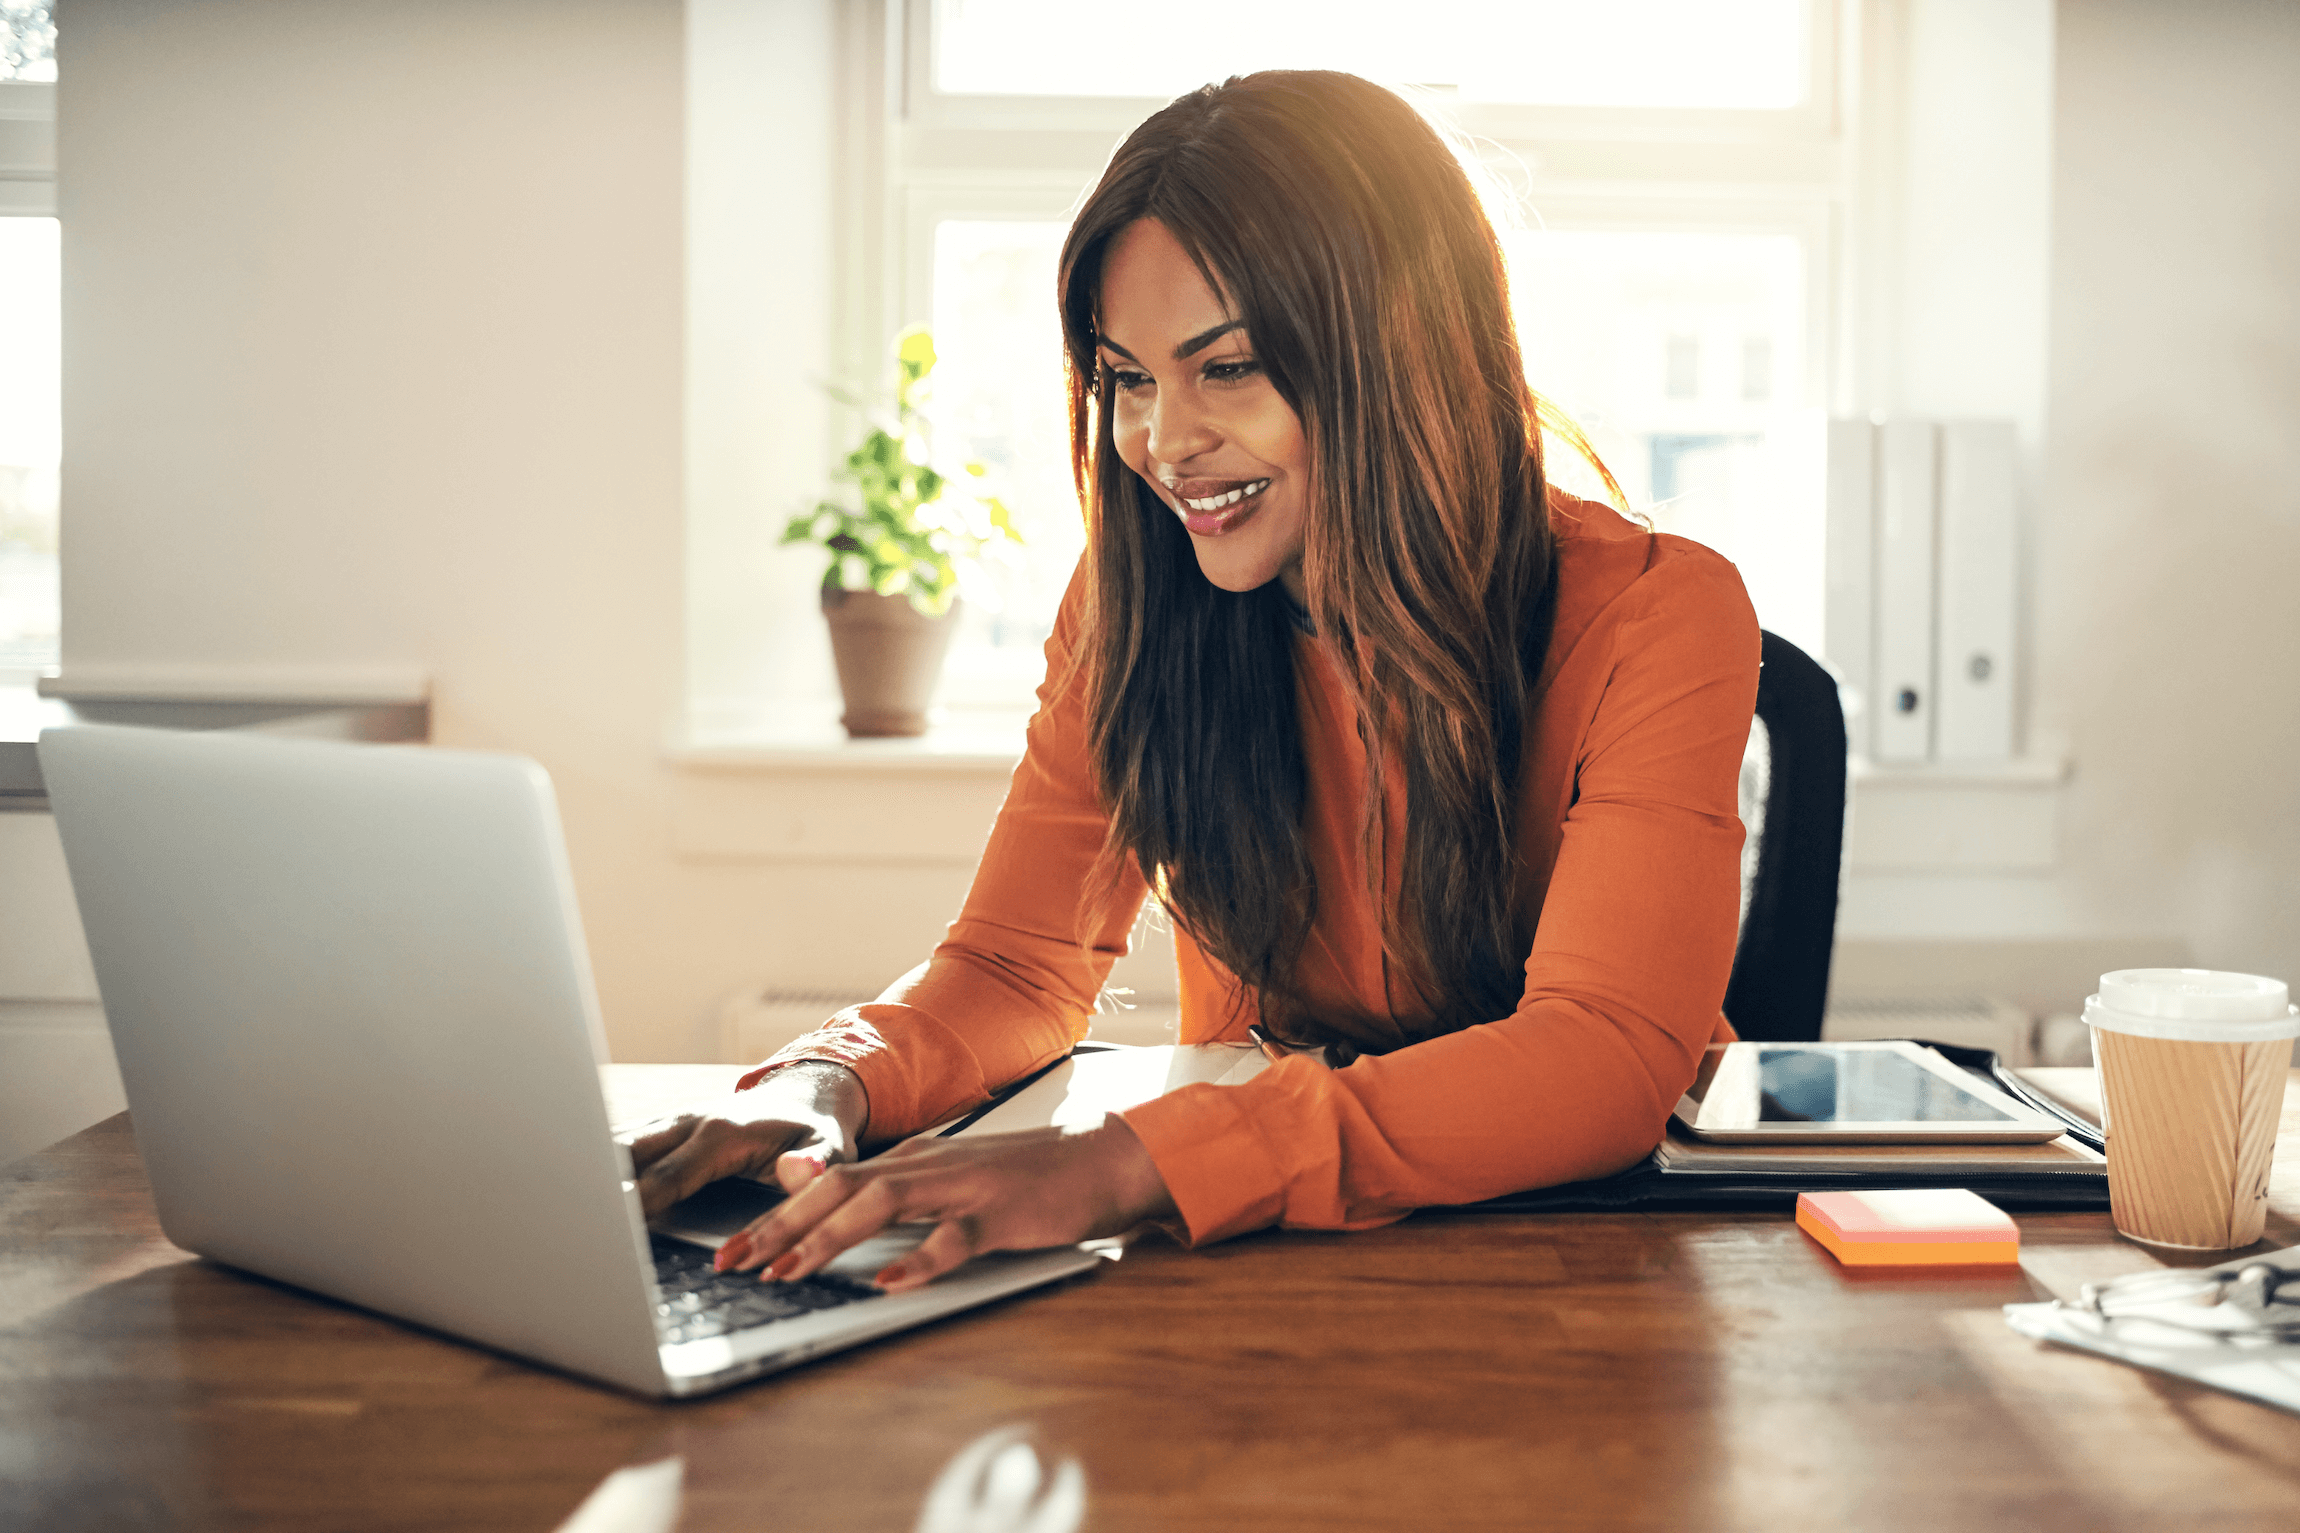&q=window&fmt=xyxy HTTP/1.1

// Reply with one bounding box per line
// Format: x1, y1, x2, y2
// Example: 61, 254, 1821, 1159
1, 3, 58, 679
0, 215, 58, 675
0, 2, 52, 83
931, 0, 1809, 110
838, 1, 1846, 708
